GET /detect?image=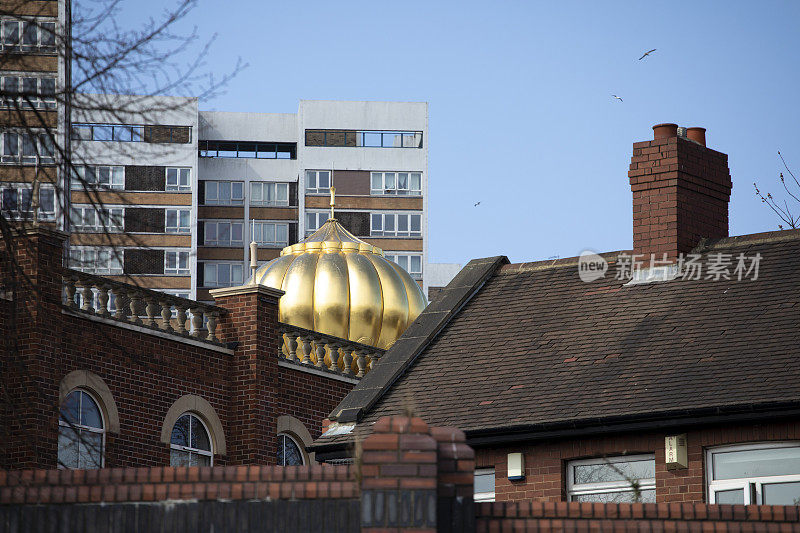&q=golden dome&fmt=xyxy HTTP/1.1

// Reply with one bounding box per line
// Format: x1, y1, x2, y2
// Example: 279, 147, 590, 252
251, 199, 426, 349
